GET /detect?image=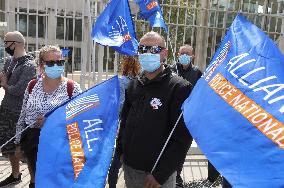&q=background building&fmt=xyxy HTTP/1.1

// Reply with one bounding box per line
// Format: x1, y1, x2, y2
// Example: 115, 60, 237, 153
0, 0, 283, 89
